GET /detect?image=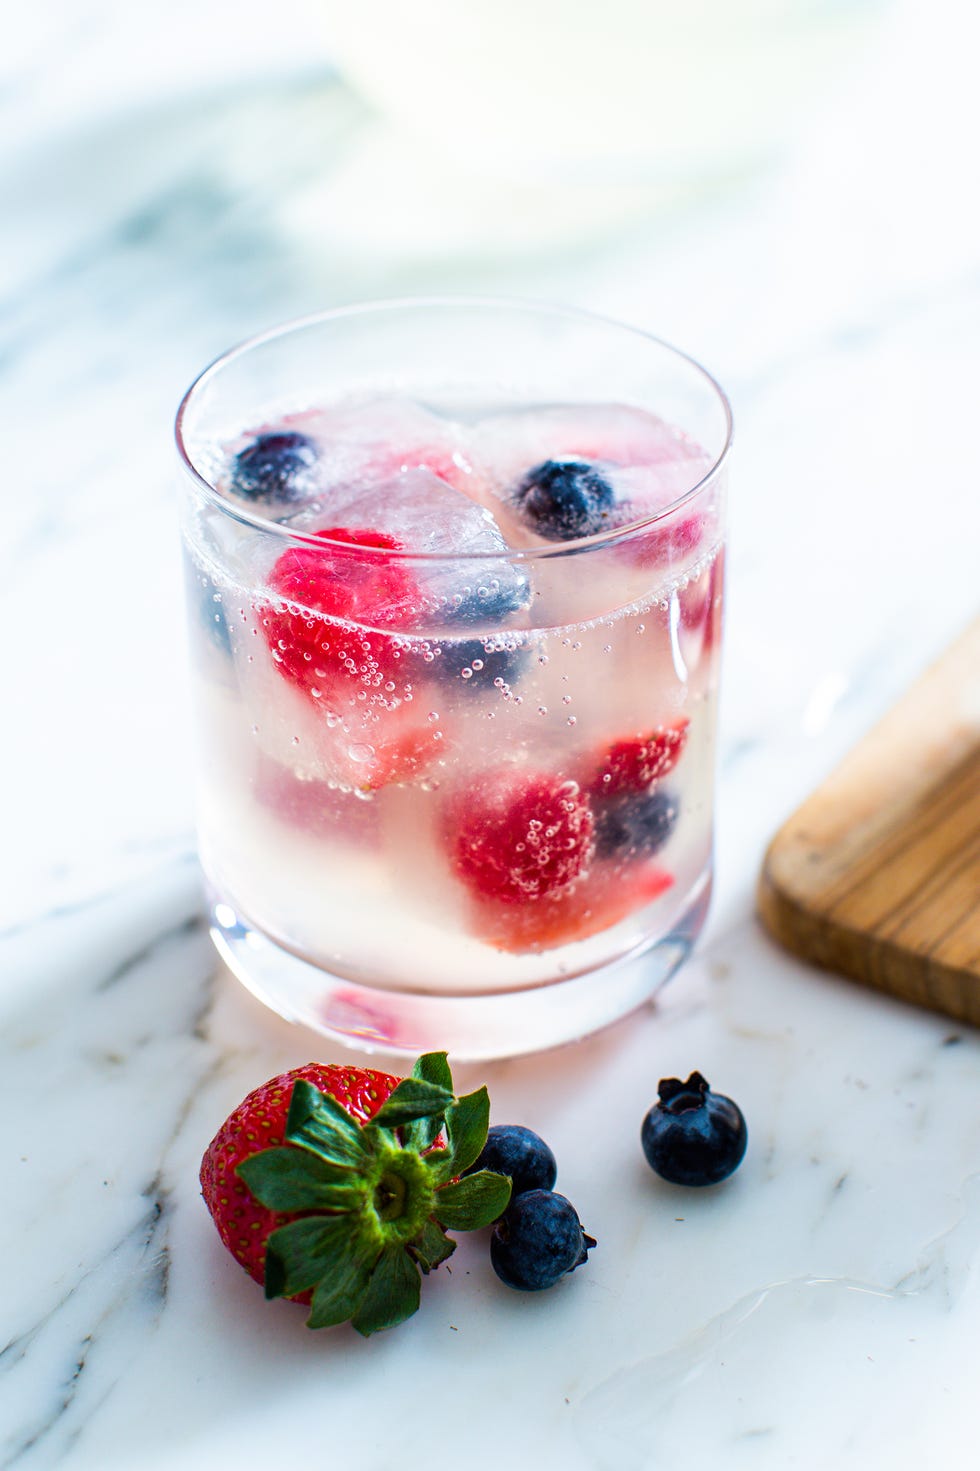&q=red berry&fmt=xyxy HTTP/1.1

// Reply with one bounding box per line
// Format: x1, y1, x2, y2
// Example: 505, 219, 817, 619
261, 527, 444, 788
446, 771, 595, 905
253, 756, 383, 843
200, 1062, 400, 1295
587, 718, 689, 798
264, 526, 417, 698
468, 861, 674, 953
